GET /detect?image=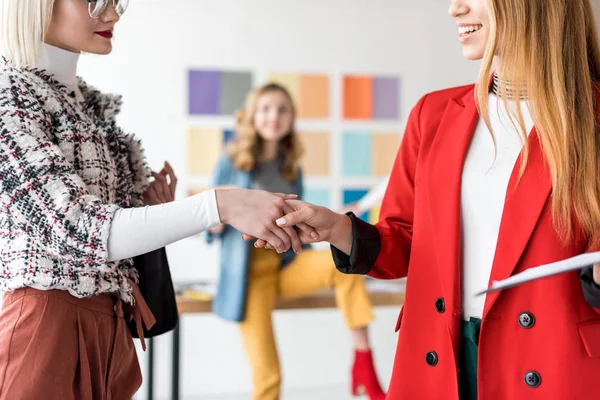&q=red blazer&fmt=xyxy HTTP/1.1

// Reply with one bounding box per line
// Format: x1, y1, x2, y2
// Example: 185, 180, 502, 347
373, 85, 600, 399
